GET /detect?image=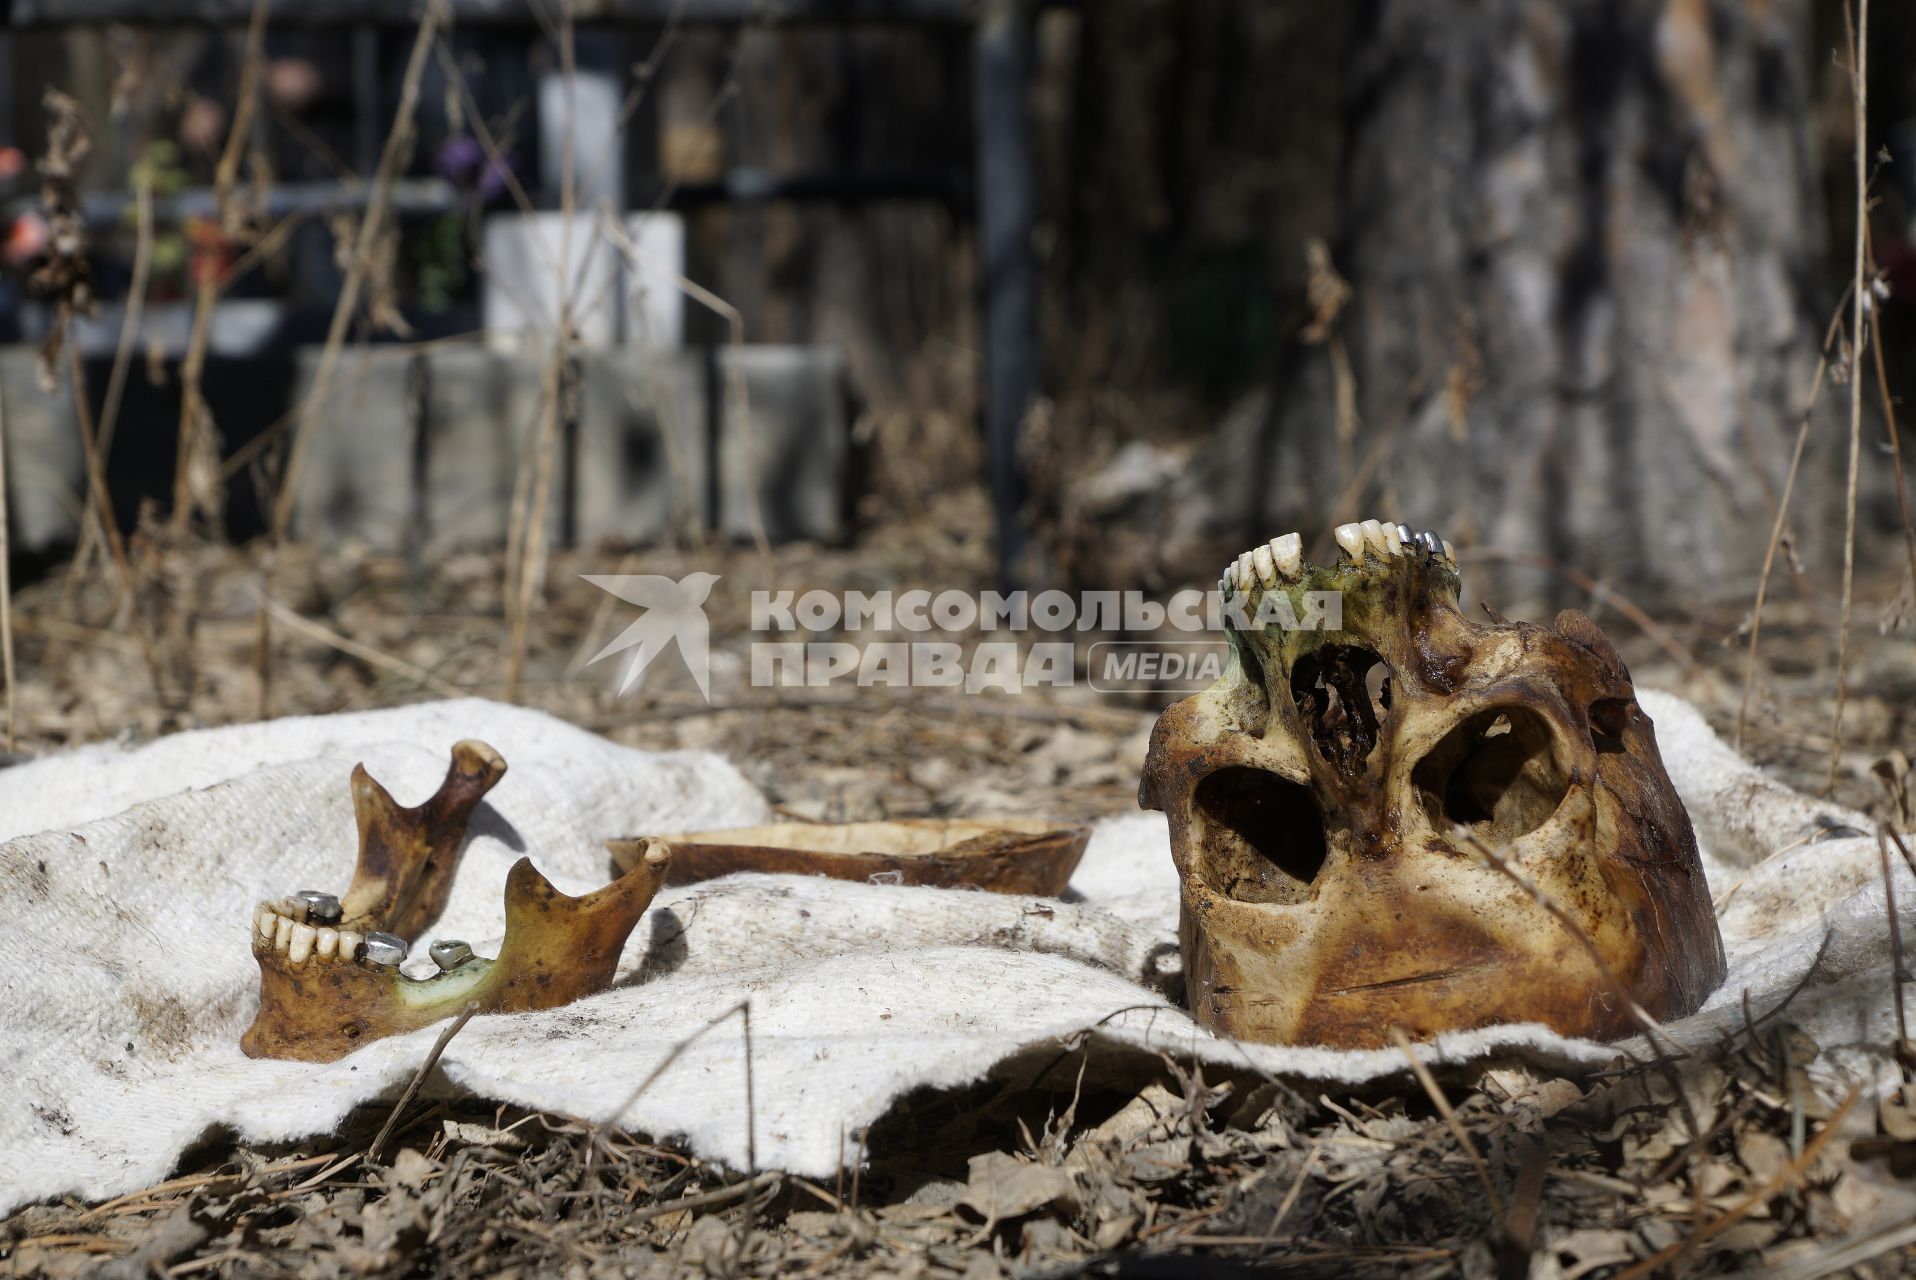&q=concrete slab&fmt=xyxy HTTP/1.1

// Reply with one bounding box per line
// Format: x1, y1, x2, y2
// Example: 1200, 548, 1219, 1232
715, 345, 850, 544
574, 350, 707, 546
289, 348, 417, 550
0, 347, 84, 551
